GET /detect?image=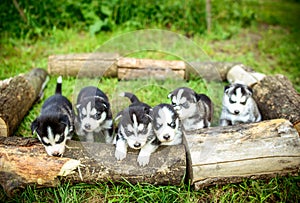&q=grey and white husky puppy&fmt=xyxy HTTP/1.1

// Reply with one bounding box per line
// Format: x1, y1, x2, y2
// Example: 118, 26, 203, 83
152, 103, 183, 145
75, 86, 114, 143
114, 92, 158, 166
168, 87, 213, 131
219, 83, 261, 126
31, 76, 74, 157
